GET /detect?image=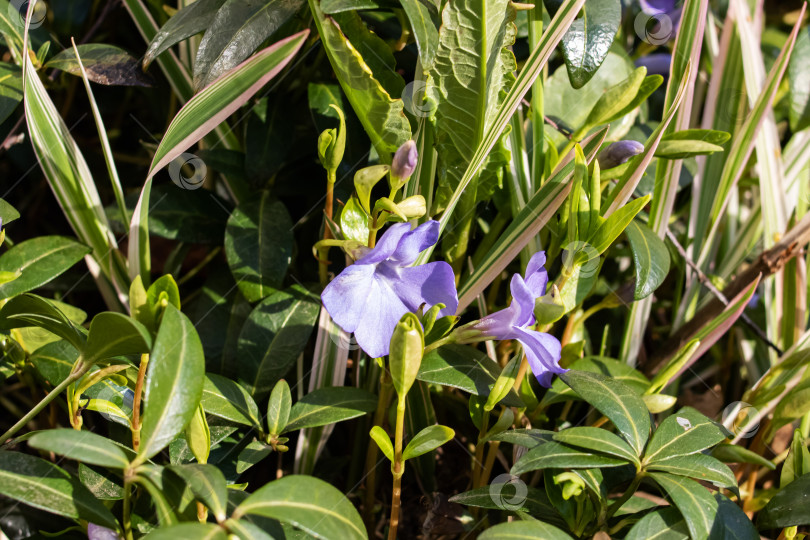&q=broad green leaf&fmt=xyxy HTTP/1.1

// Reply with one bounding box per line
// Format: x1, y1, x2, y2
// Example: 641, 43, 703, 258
403, 425, 454, 461
648, 472, 718, 540
417, 345, 523, 407
283, 387, 376, 433
451, 486, 566, 527
552, 427, 639, 465
511, 440, 626, 475
478, 519, 574, 540
30, 339, 79, 385
28, 429, 131, 469
560, 370, 651, 456
168, 464, 229, 522
138, 305, 205, 461
266, 379, 292, 435
201, 373, 261, 428
541, 356, 650, 406
588, 194, 650, 255
788, 27, 810, 132
712, 443, 776, 471
758, 472, 810, 528
79, 463, 123, 500
339, 195, 370, 244
625, 507, 689, 540
46, 44, 151, 86
0, 62, 22, 125
83, 312, 152, 365
0, 236, 91, 301
308, 0, 410, 158
237, 439, 274, 474
237, 285, 319, 398
645, 407, 727, 464
654, 140, 725, 159
370, 426, 394, 462
235, 475, 365, 539
222, 519, 277, 540
225, 192, 294, 303
711, 494, 759, 539
320, 0, 393, 11
581, 66, 647, 132
0, 294, 87, 351
0, 451, 118, 530
144, 0, 228, 68
194, 0, 305, 90
490, 428, 554, 449
647, 454, 737, 491
143, 523, 227, 539
625, 219, 670, 300
555, 0, 620, 89
400, 0, 438, 68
